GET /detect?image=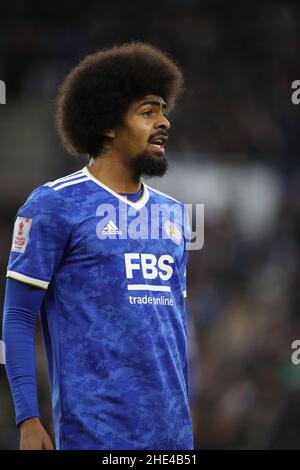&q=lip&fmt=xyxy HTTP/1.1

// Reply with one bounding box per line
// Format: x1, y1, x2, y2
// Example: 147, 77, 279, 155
149, 135, 168, 145
149, 143, 165, 155
148, 134, 168, 156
